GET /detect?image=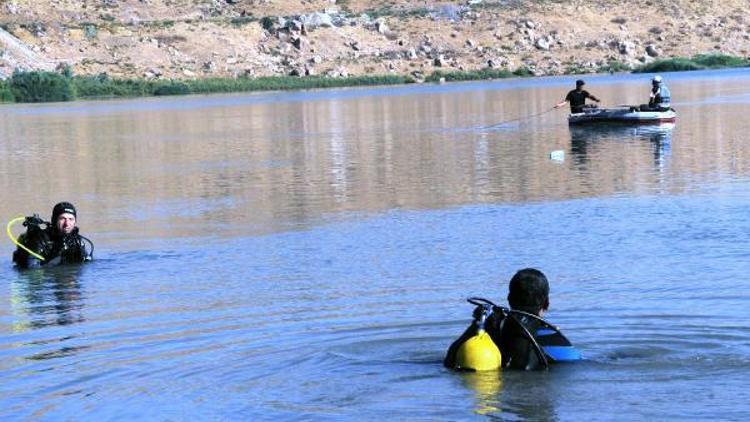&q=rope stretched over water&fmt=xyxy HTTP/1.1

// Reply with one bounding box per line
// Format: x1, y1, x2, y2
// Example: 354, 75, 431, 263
480, 107, 558, 130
